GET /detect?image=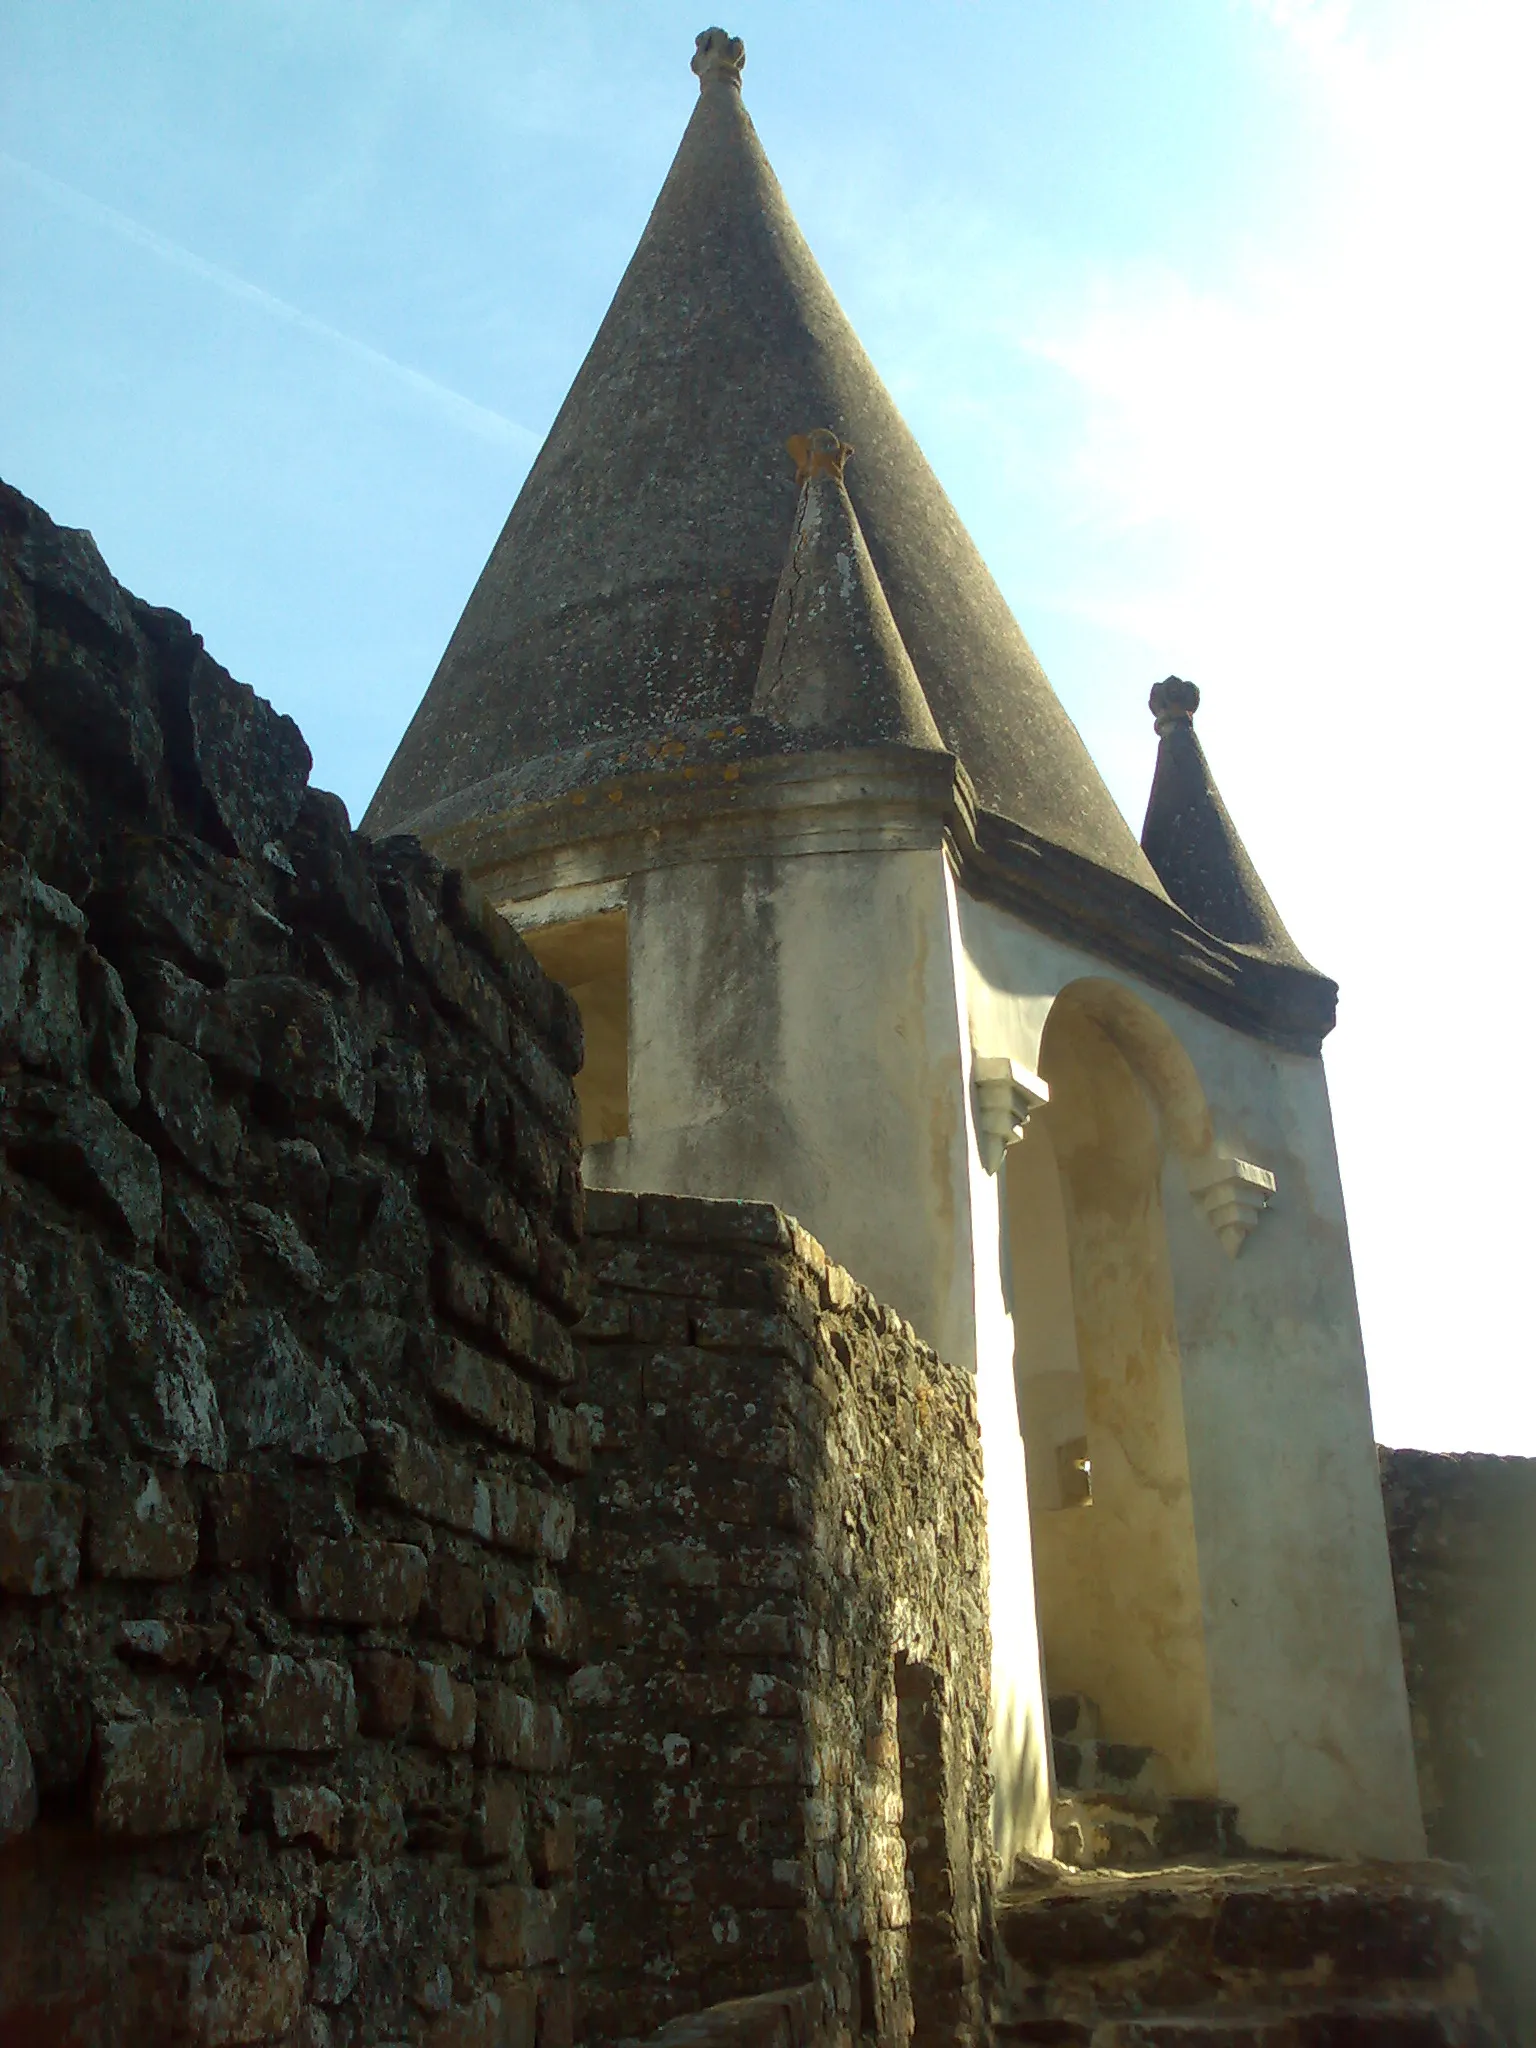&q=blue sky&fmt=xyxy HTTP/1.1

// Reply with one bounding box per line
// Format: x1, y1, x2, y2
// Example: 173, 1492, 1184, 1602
3, 0, 1532, 1451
